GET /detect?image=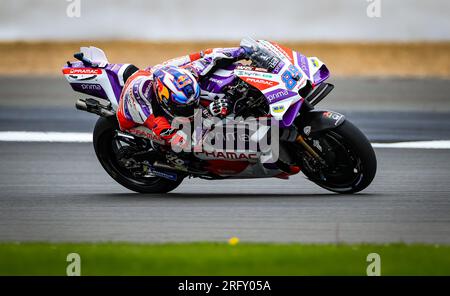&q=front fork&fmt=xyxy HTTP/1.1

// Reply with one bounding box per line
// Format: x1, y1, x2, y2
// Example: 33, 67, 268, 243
296, 135, 322, 160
